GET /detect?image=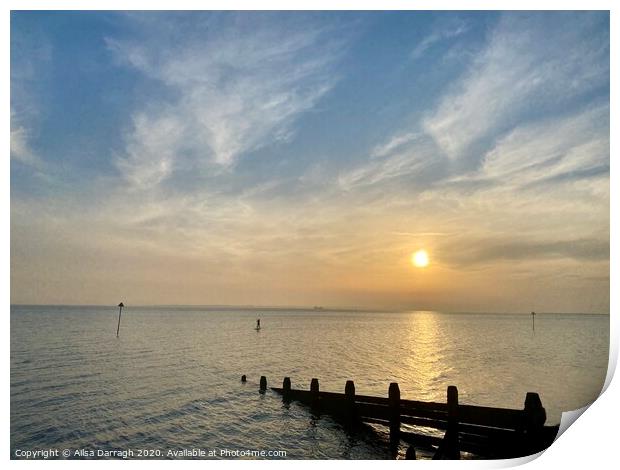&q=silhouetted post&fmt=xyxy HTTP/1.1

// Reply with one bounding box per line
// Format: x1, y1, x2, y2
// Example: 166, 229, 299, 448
310, 378, 320, 405
523, 392, 546, 454
260, 376, 267, 392
531, 312, 536, 331
388, 382, 400, 450
116, 302, 124, 337
345, 380, 355, 400
446, 385, 460, 459
405, 446, 417, 460
345, 380, 356, 421
241, 375, 247, 383
283, 377, 291, 398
